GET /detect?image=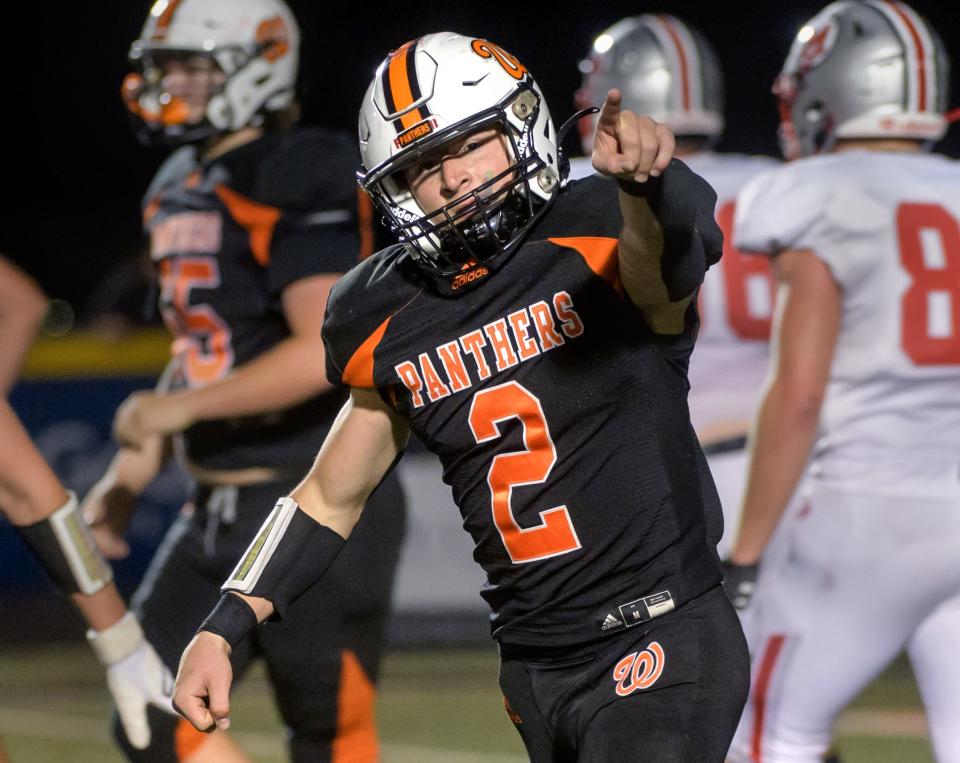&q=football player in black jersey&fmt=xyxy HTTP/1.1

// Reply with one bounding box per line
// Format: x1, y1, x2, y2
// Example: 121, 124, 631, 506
173, 32, 748, 762
82, 1, 406, 761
